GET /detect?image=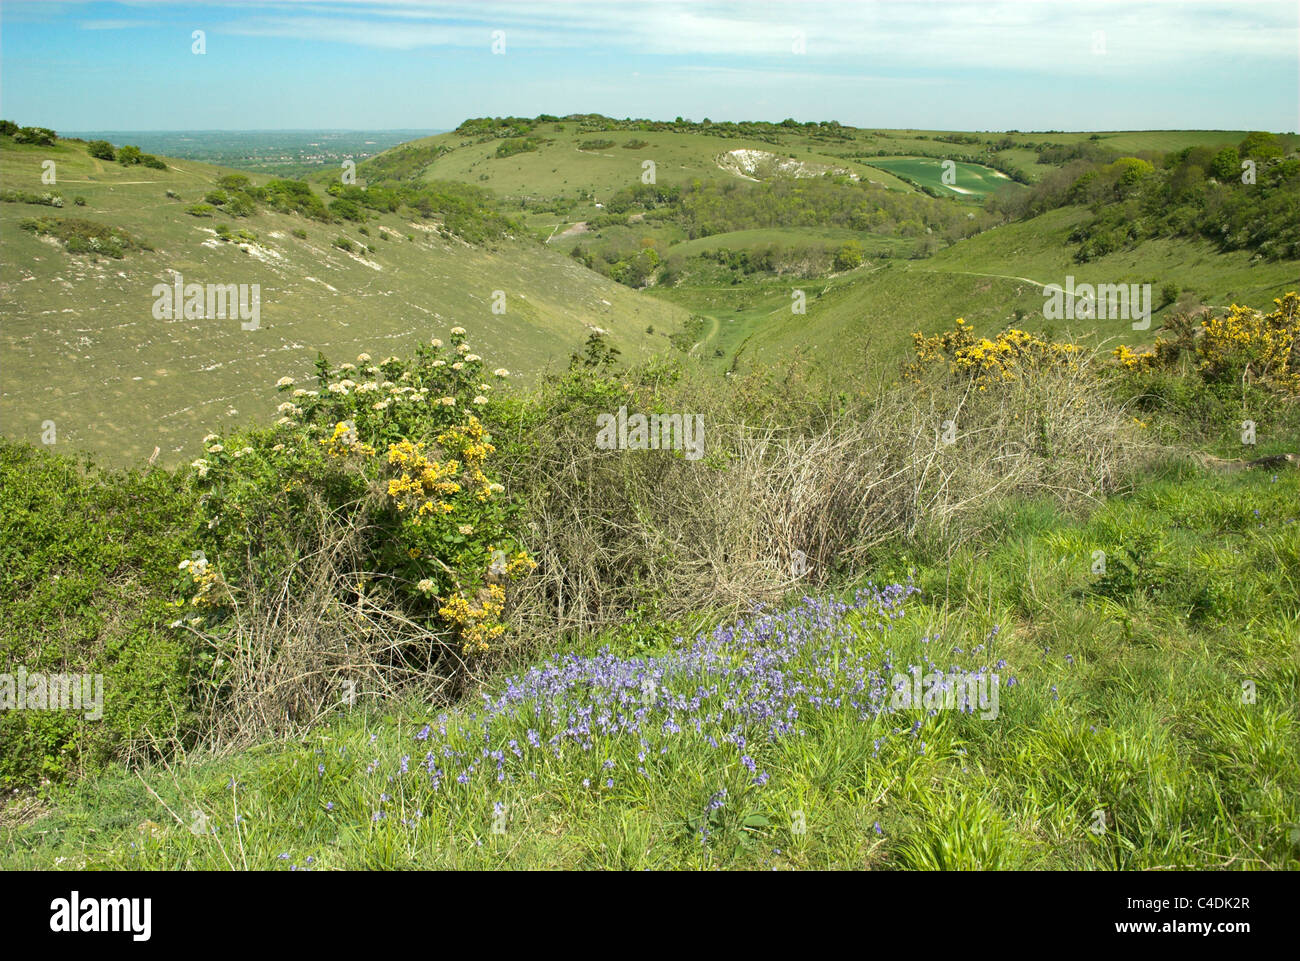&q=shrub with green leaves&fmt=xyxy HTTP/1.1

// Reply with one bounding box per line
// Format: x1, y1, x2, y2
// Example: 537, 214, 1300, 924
18, 216, 148, 258
0, 442, 200, 788
180, 329, 533, 662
